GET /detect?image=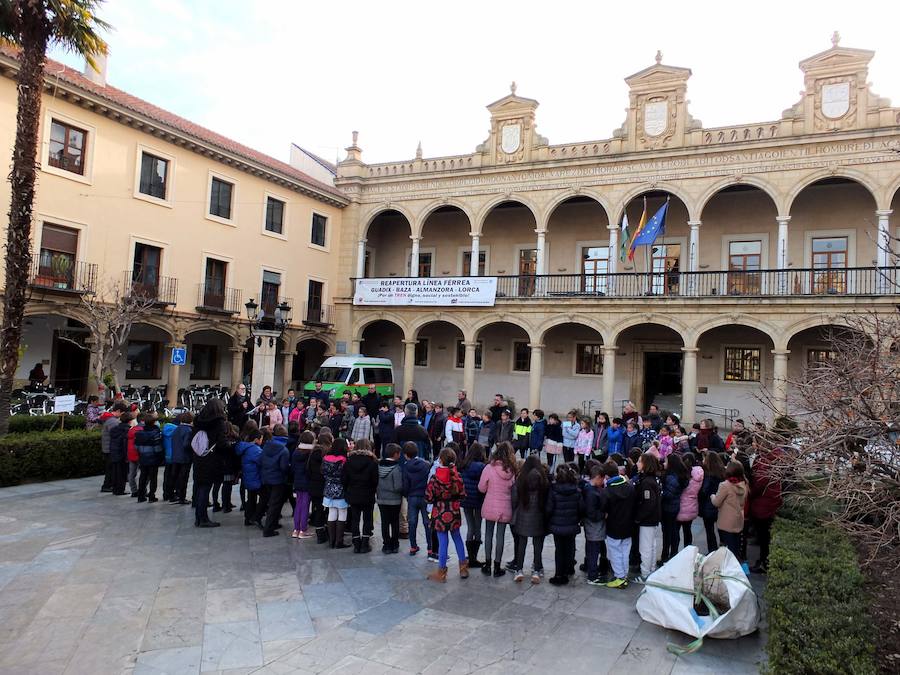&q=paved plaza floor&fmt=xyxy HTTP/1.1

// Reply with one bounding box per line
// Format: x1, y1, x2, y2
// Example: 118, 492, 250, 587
0, 476, 767, 674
